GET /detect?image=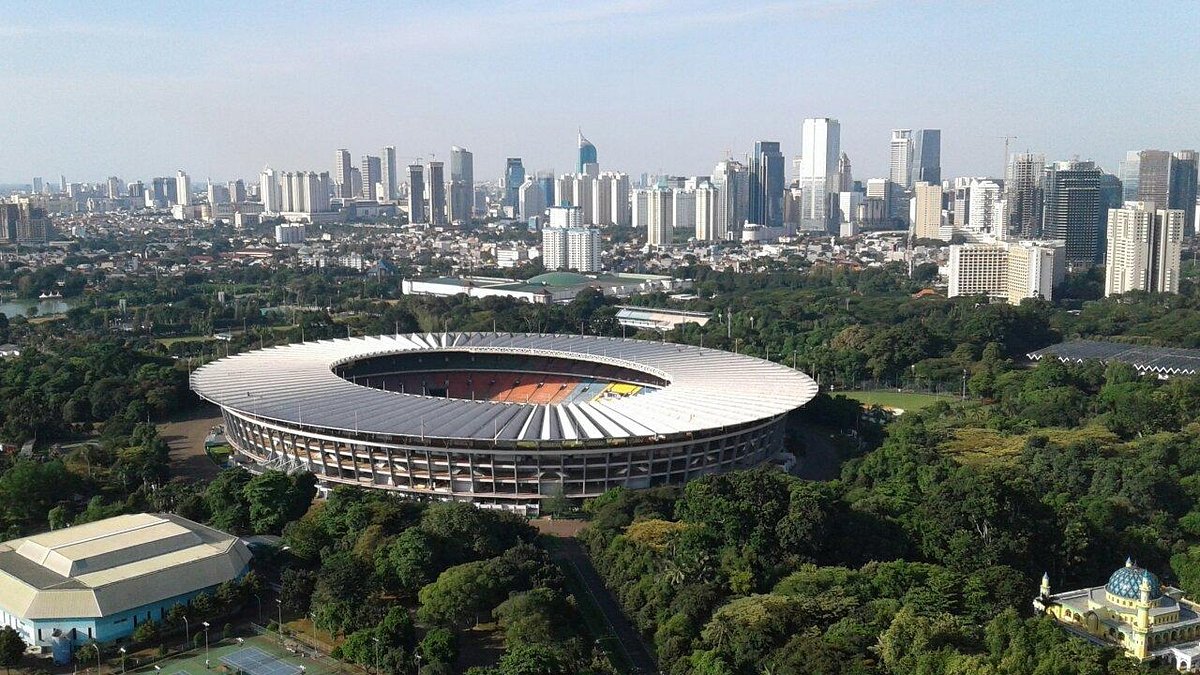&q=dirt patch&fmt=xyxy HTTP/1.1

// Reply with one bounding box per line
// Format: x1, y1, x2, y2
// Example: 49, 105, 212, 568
159, 404, 226, 481
531, 517, 587, 538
